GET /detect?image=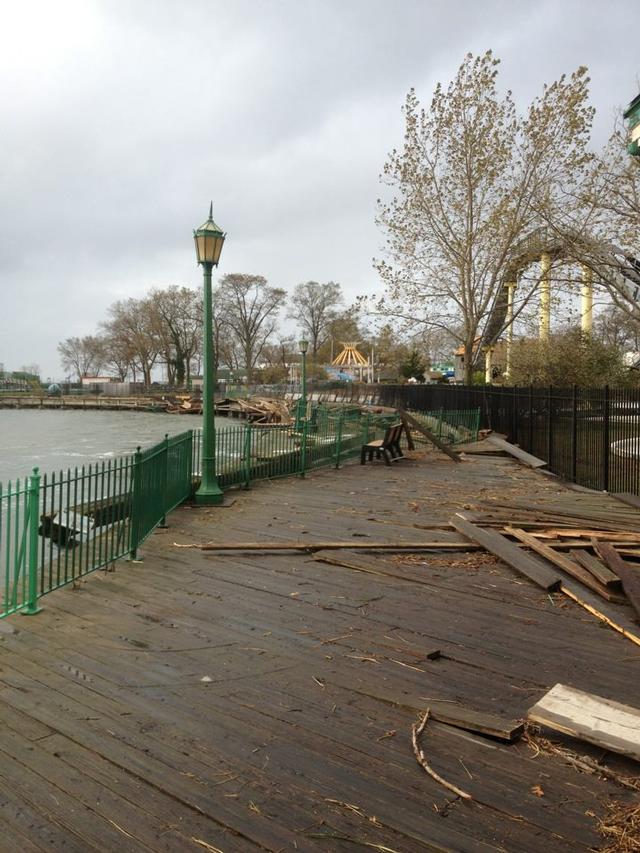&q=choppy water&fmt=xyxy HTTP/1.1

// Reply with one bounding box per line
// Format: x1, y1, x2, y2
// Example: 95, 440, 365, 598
0, 410, 229, 483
